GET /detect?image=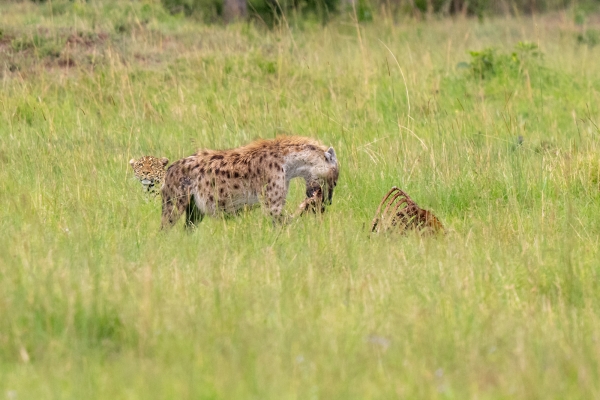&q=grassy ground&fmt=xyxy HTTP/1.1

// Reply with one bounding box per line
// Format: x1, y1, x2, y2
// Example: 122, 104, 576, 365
2, 1, 600, 398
